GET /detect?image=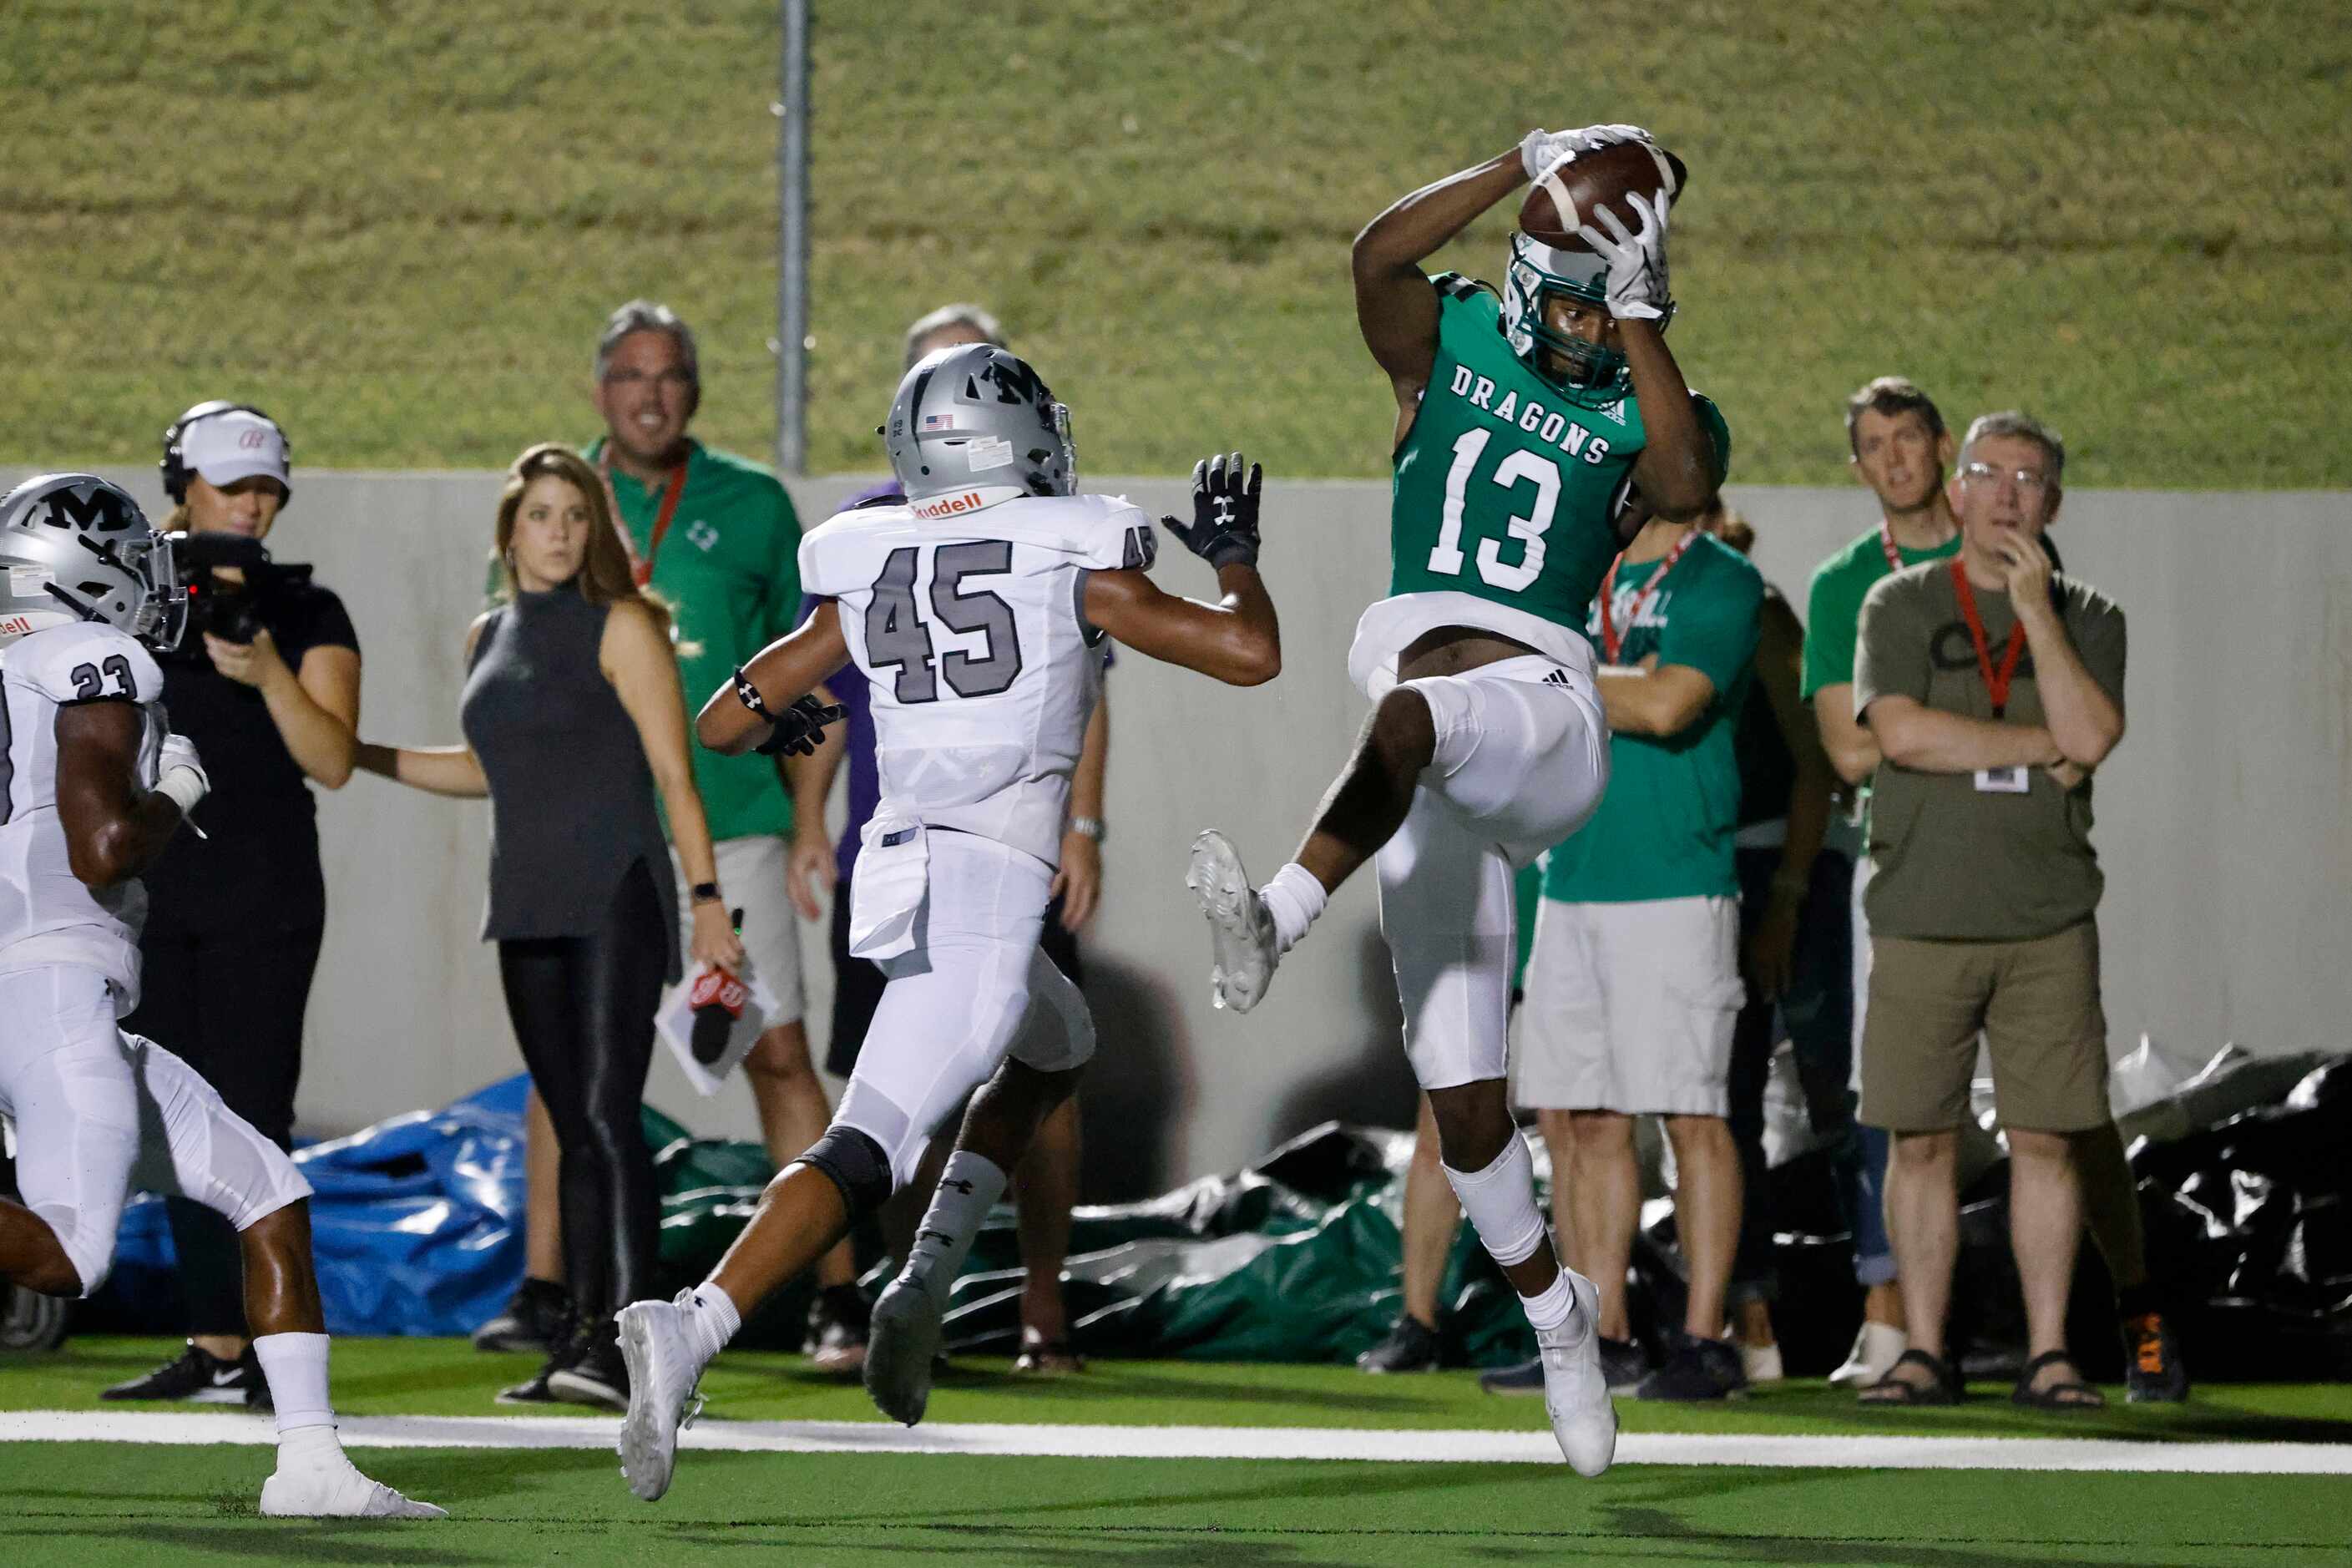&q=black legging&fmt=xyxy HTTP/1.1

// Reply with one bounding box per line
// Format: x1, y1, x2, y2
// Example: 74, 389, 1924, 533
495, 859, 669, 1320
